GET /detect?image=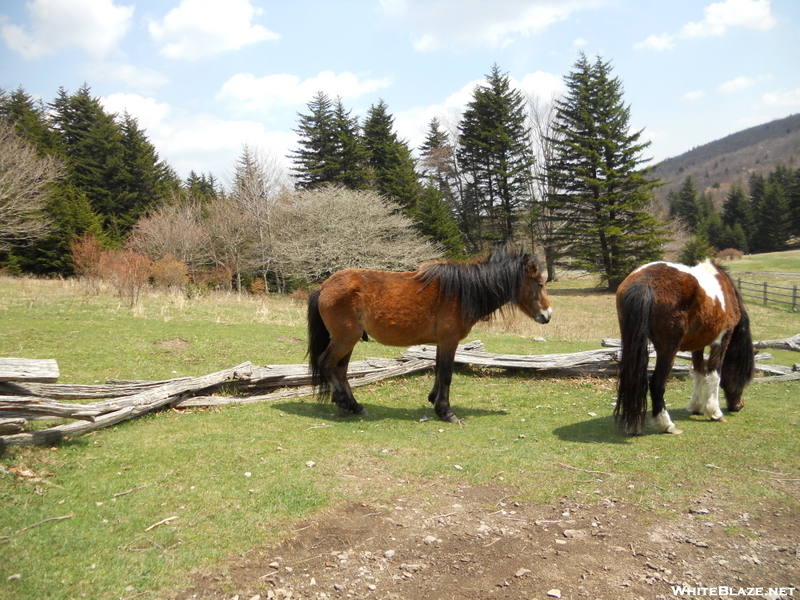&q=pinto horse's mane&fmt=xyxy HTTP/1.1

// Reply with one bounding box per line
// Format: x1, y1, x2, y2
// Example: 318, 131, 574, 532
415, 247, 538, 324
